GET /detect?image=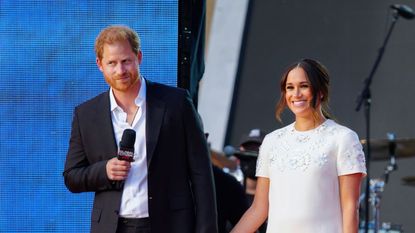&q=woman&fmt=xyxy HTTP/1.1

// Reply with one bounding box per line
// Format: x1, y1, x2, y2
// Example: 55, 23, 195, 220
231, 58, 366, 233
